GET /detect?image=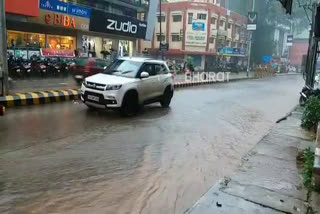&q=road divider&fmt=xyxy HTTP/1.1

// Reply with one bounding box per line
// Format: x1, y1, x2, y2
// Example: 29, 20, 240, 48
0, 89, 80, 107
0, 77, 252, 108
